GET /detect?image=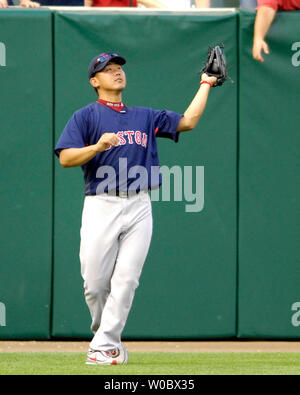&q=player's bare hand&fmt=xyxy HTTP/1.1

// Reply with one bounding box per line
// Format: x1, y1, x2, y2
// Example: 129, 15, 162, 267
0, 0, 8, 8
201, 73, 217, 87
20, 0, 40, 7
253, 38, 269, 62
95, 133, 119, 152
